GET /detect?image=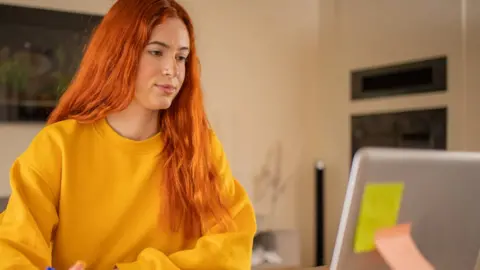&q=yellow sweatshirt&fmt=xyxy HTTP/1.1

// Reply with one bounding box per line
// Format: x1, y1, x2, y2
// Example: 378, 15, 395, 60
0, 118, 256, 270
